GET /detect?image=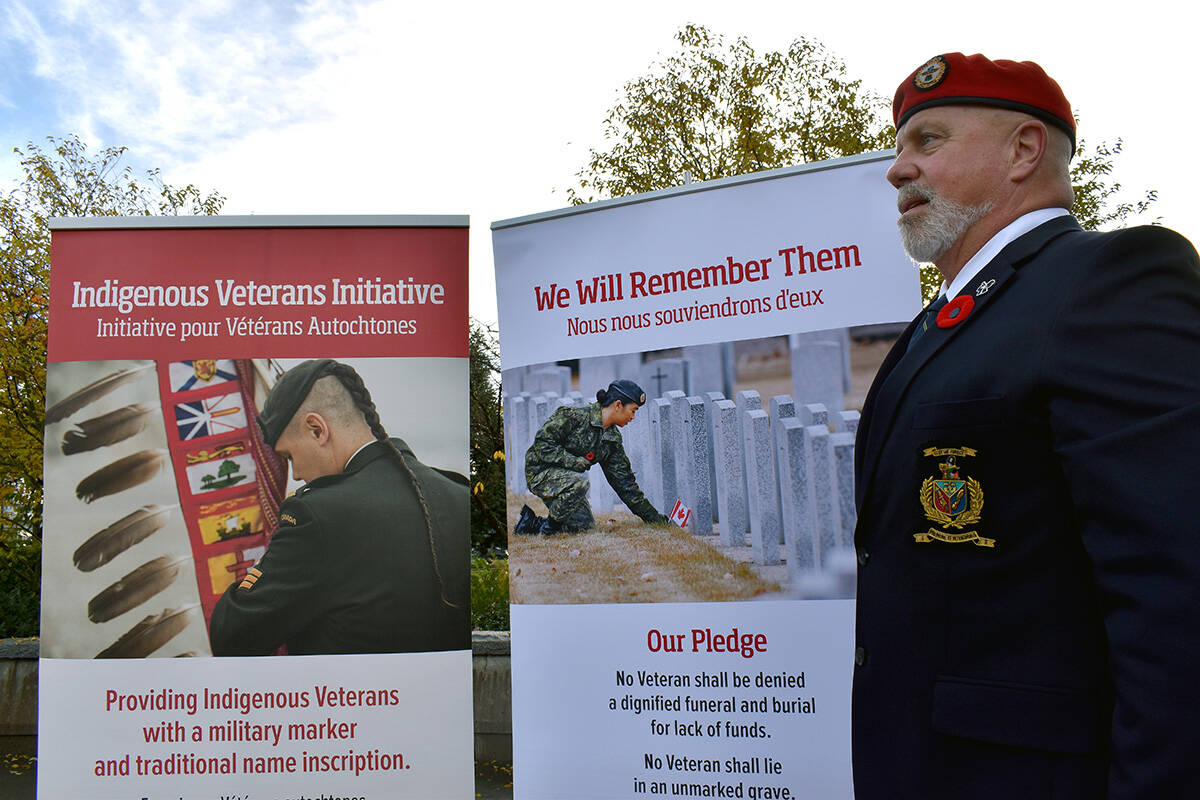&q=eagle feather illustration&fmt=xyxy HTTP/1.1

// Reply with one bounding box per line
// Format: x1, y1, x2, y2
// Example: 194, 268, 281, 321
87, 554, 189, 623
75, 449, 168, 504
95, 604, 198, 659
61, 403, 158, 455
45, 363, 153, 425
73, 504, 175, 572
